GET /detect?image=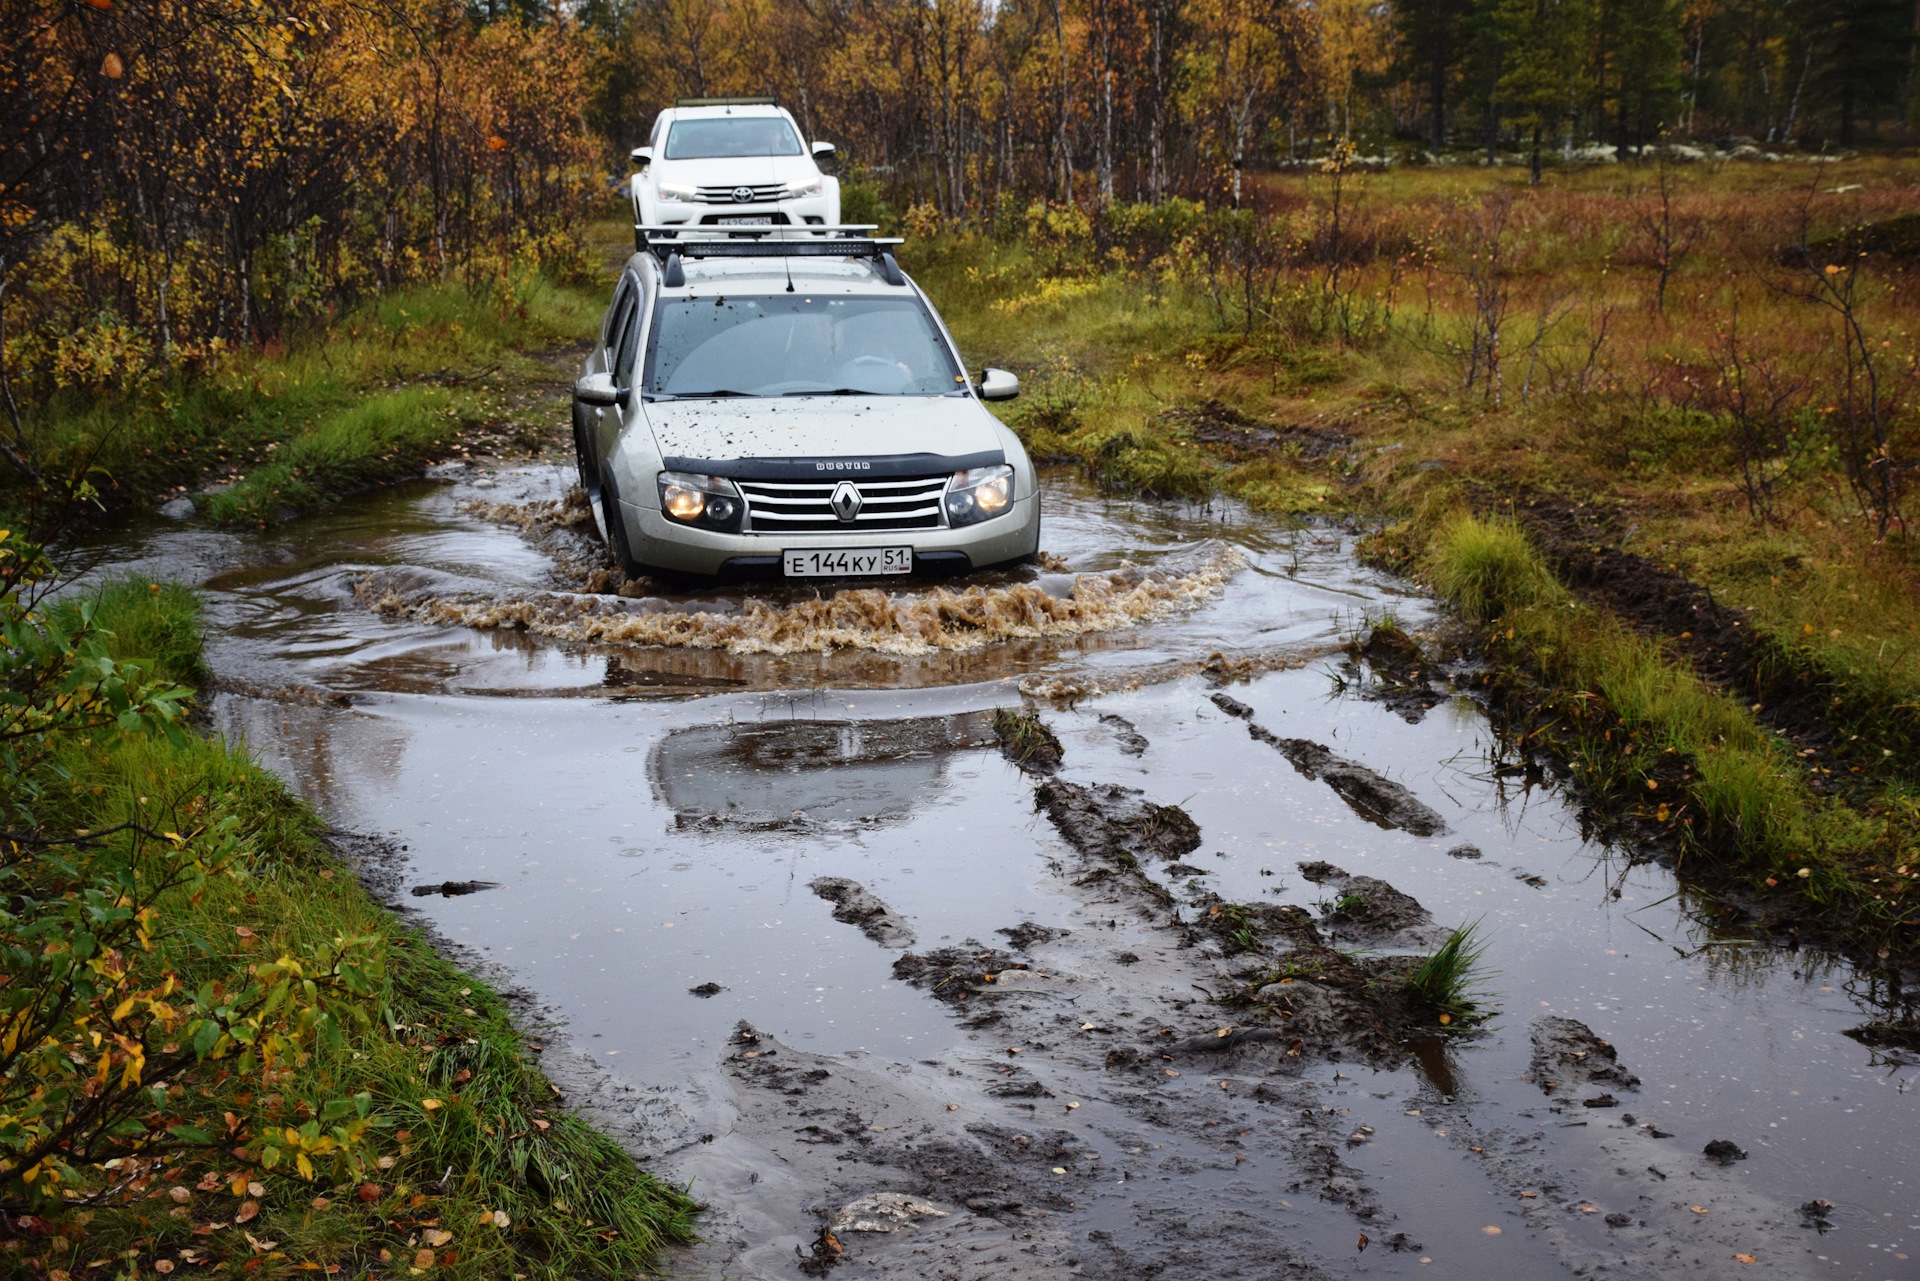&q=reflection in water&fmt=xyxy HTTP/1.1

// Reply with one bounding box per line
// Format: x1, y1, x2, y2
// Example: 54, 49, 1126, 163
1408, 1035, 1461, 1099
649, 712, 996, 828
